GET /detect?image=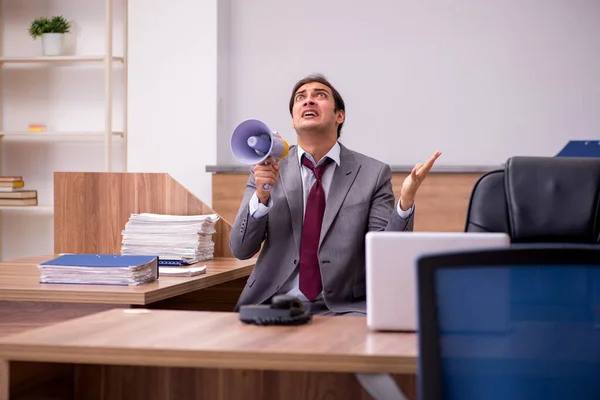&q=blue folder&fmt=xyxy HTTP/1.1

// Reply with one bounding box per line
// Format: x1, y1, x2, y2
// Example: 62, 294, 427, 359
39, 254, 159, 285
556, 141, 600, 158
42, 254, 158, 269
